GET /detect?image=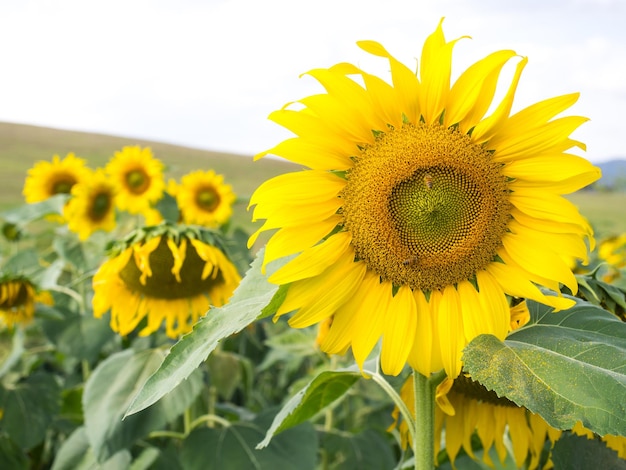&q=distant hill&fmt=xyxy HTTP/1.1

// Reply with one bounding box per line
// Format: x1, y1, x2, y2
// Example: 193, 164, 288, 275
596, 159, 626, 189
